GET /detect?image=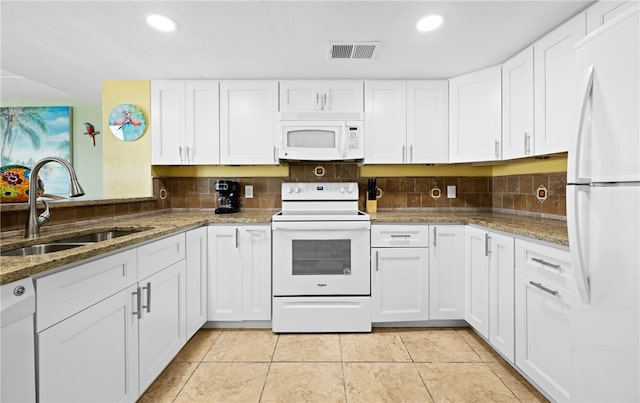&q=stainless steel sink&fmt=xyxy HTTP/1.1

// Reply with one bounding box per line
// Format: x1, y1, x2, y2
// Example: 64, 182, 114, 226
1, 243, 90, 257
51, 229, 145, 244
